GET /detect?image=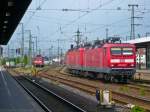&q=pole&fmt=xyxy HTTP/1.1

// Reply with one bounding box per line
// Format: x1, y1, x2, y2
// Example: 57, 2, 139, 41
57, 39, 60, 65
21, 23, 24, 67
39, 48, 41, 55
32, 36, 37, 56
32, 42, 35, 57
36, 36, 38, 56
37, 26, 40, 56
28, 30, 32, 66
49, 48, 50, 60
128, 4, 138, 40
8, 45, 9, 58
106, 28, 108, 39
60, 48, 63, 65
51, 45, 53, 61
77, 29, 80, 47
8, 45, 10, 66
75, 28, 81, 47
21, 23, 24, 57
